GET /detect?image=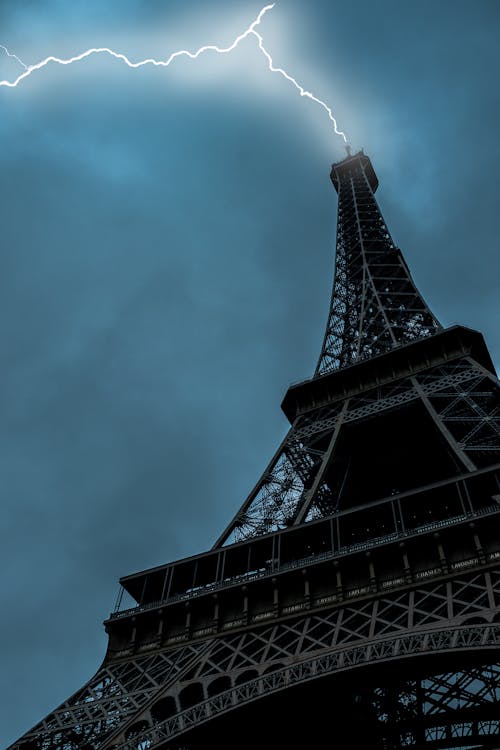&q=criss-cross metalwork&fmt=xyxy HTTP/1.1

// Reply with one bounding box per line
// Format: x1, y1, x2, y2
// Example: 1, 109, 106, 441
10, 152, 500, 750
316, 151, 441, 374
